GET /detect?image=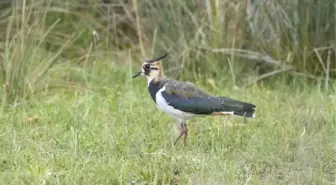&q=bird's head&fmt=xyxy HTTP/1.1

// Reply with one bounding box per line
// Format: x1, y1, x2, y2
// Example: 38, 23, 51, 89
132, 53, 169, 82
